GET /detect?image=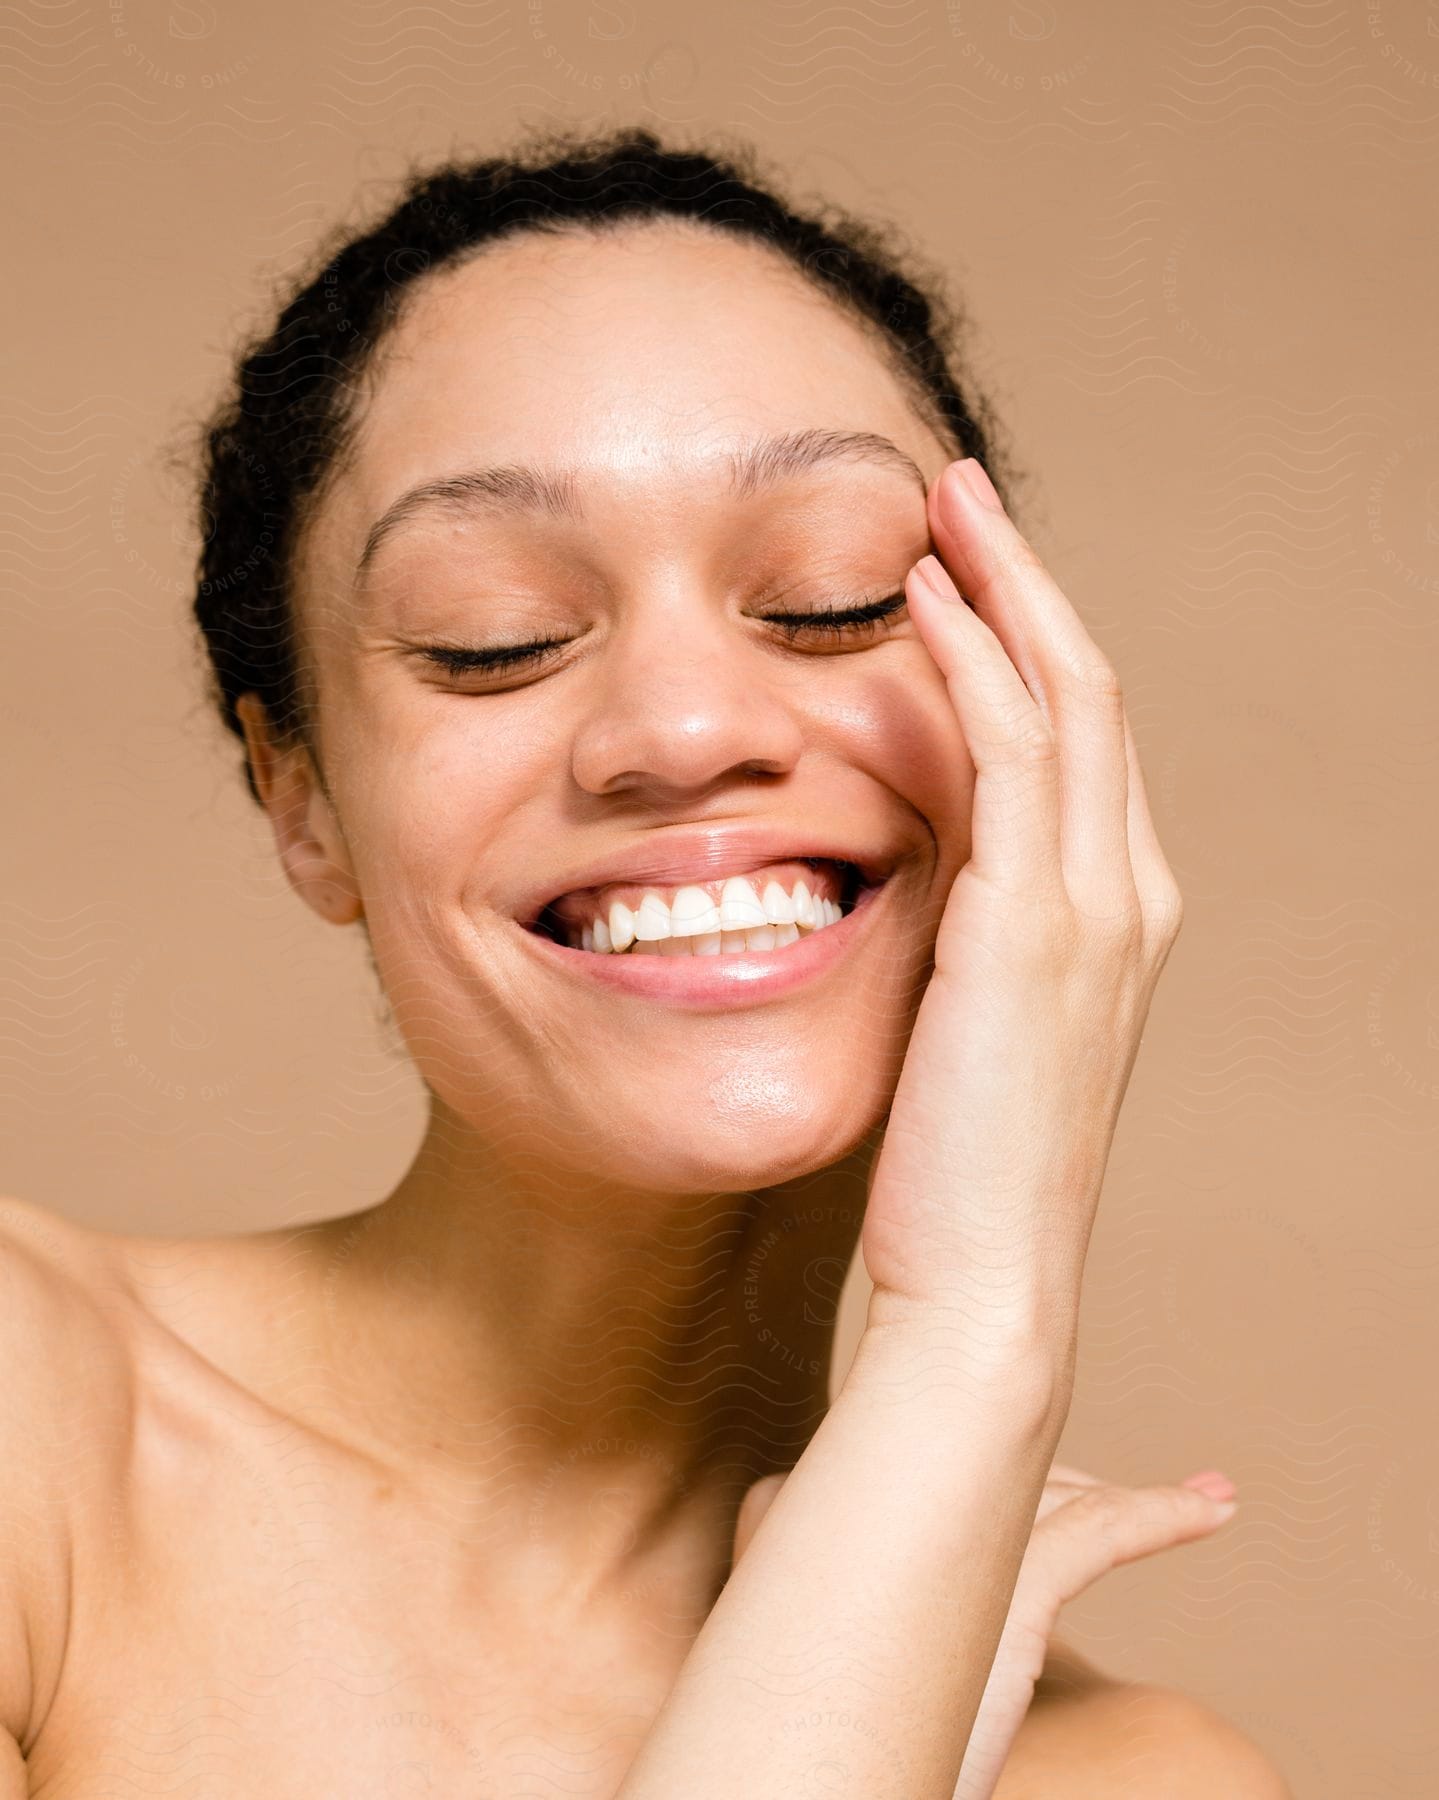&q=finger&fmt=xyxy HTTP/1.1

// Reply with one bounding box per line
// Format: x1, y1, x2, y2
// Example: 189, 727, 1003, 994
1036, 1462, 1104, 1521
1021, 1481, 1238, 1614
1047, 1461, 1103, 1486
905, 556, 1066, 901
927, 462, 1136, 923
1122, 711, 1186, 945
1036, 1483, 1094, 1522
1179, 1467, 1238, 1502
